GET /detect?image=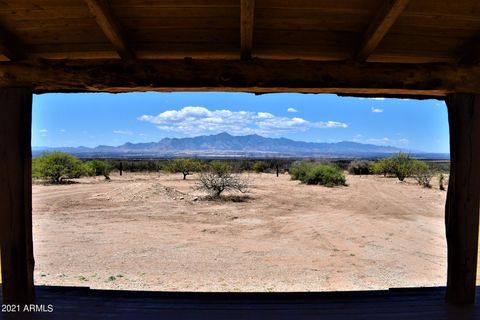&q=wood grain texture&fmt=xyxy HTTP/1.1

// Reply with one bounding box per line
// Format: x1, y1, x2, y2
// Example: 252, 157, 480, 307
0, 23, 26, 61
84, 0, 134, 59
457, 32, 480, 65
0, 87, 34, 304
240, 0, 255, 60
356, 0, 410, 61
0, 59, 479, 96
445, 93, 480, 305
